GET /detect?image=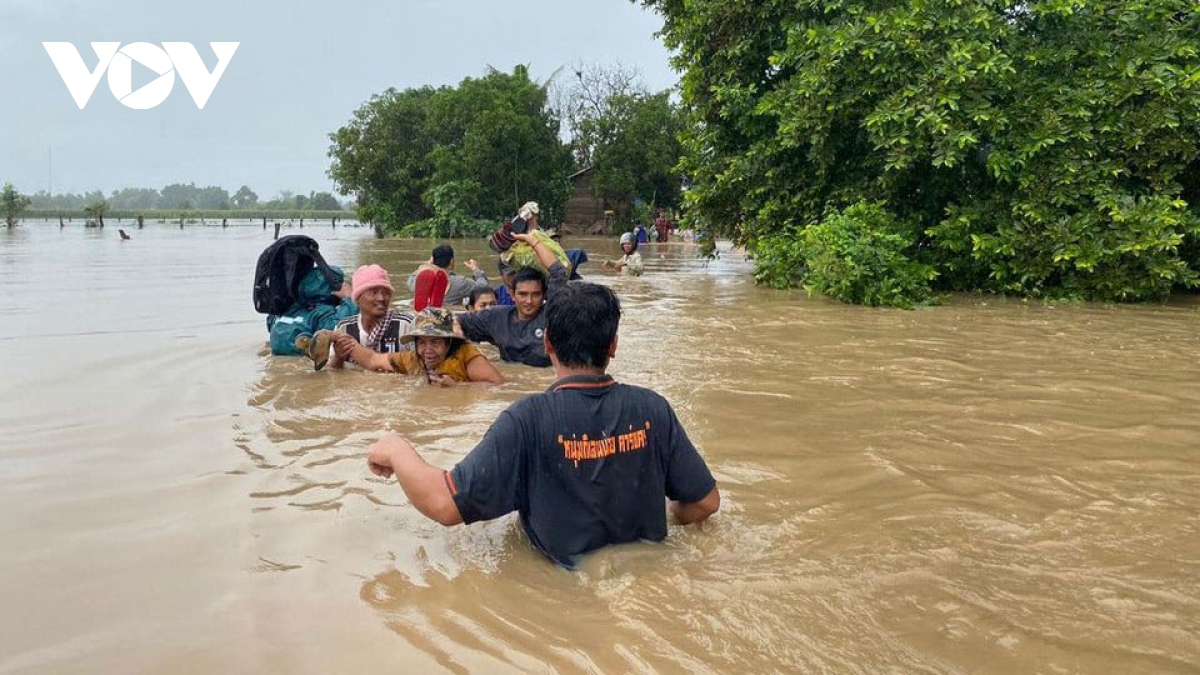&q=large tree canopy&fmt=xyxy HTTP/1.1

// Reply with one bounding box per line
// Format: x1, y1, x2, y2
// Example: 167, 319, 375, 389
328, 66, 573, 235
641, 0, 1200, 303
585, 91, 684, 219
